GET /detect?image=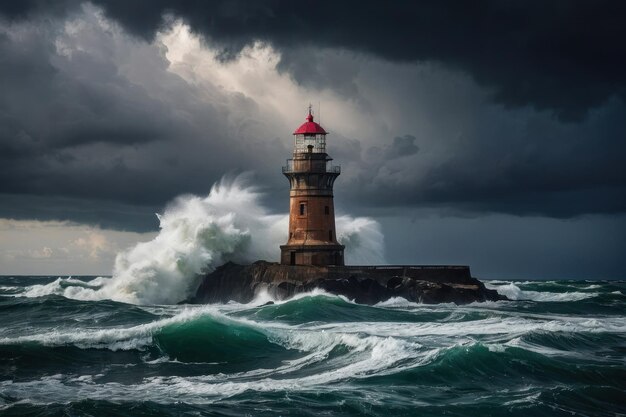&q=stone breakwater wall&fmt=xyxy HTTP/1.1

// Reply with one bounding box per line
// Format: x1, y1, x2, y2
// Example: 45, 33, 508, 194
189, 261, 505, 305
